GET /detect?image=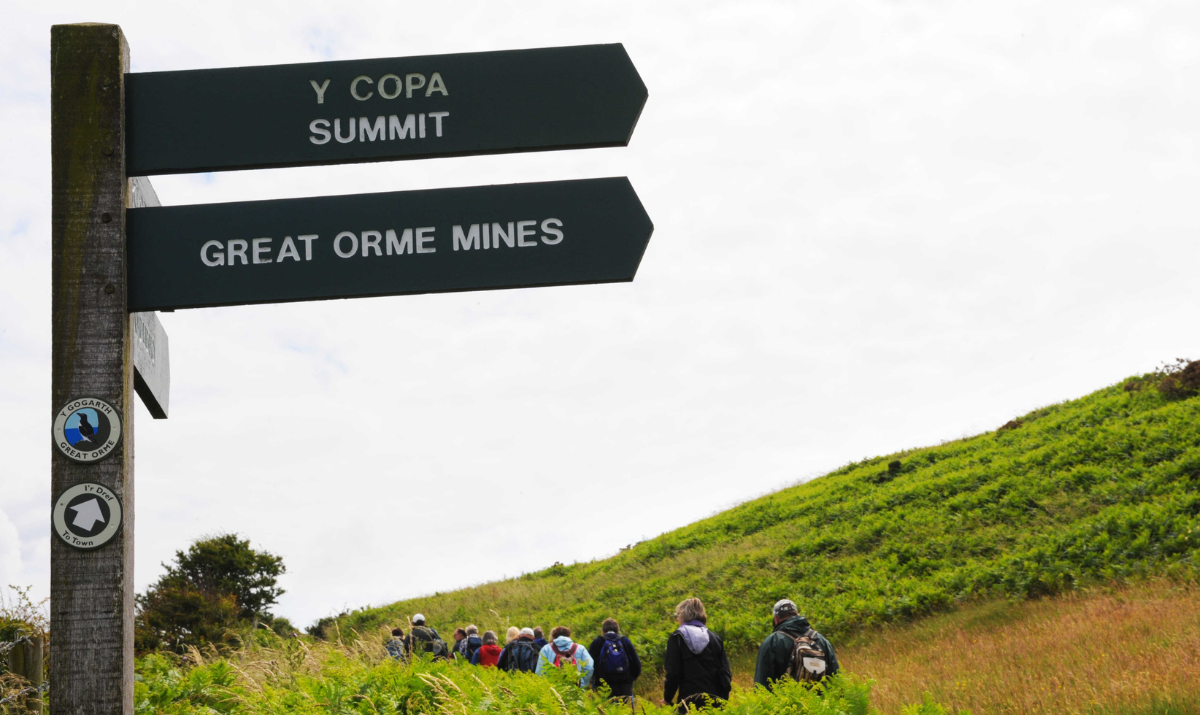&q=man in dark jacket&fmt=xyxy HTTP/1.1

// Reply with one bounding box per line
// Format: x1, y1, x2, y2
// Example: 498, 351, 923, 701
754, 599, 839, 690
497, 628, 540, 672
459, 624, 483, 662
450, 628, 468, 659
587, 618, 642, 698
